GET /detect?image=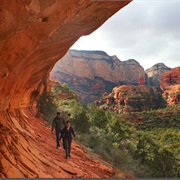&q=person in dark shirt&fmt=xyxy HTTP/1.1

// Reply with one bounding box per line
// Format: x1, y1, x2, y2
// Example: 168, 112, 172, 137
62, 113, 71, 150
61, 121, 75, 159
52, 112, 65, 148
